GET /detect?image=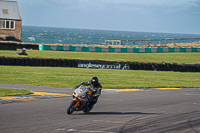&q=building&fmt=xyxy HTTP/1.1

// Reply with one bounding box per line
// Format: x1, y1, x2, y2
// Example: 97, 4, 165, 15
0, 0, 22, 41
